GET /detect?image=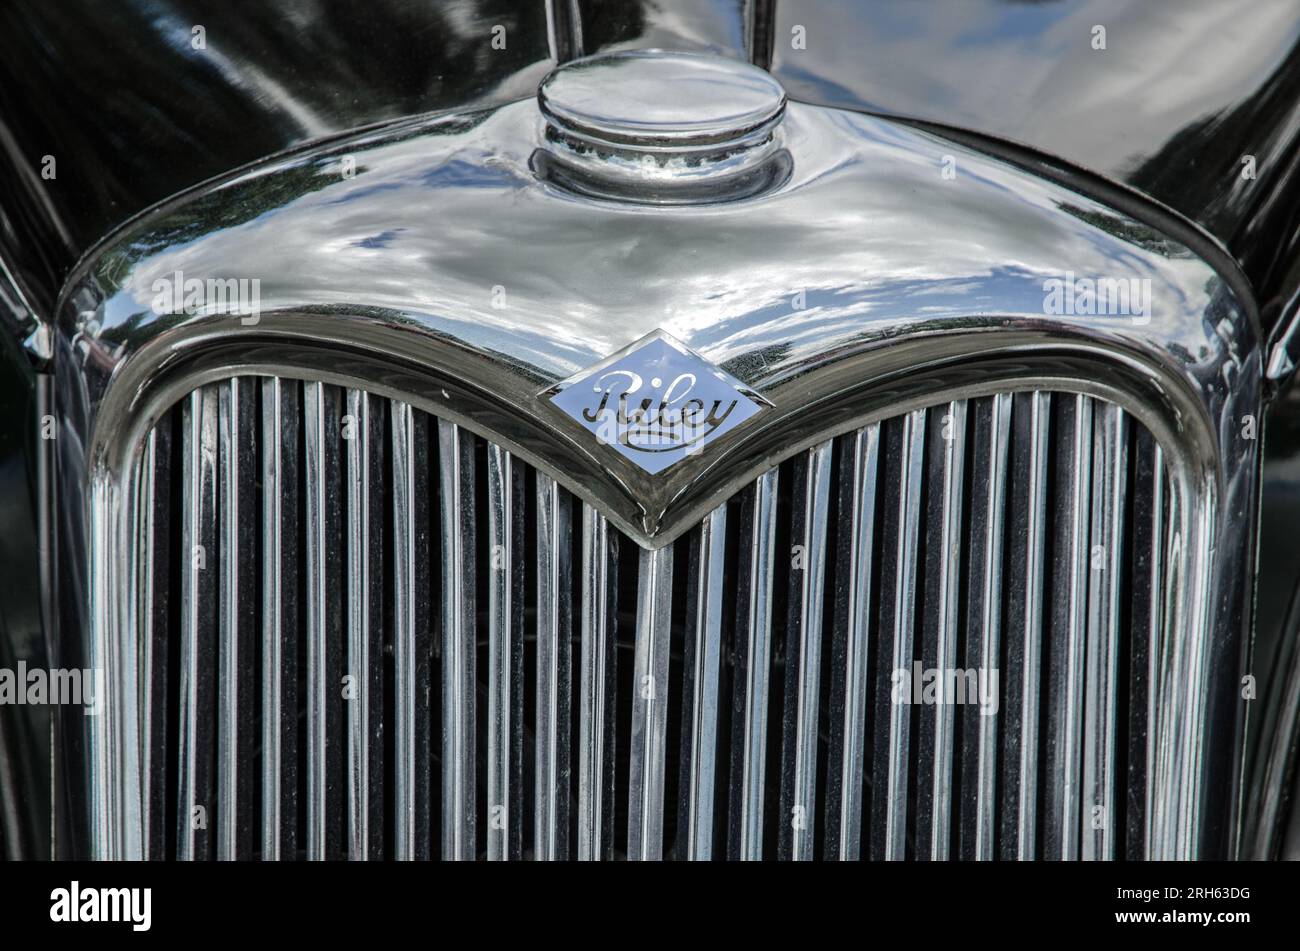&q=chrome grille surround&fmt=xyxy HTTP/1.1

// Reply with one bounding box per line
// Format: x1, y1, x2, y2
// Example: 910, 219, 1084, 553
57, 89, 1260, 859
117, 379, 1177, 860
